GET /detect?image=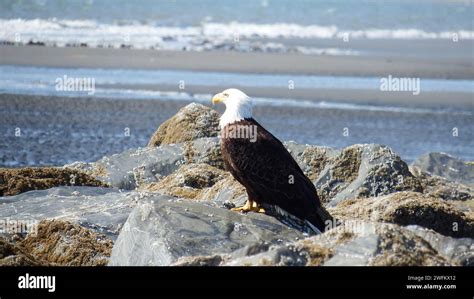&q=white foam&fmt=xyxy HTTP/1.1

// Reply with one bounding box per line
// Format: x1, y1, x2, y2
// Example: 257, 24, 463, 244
202, 23, 474, 40
0, 18, 472, 51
